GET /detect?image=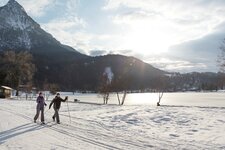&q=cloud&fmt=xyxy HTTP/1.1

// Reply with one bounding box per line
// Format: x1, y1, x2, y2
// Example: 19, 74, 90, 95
0, 0, 59, 17
148, 29, 224, 73
39, 0, 92, 53
0, 0, 8, 6
112, 10, 160, 25
42, 17, 86, 31
42, 17, 119, 54
42, 19, 118, 55
18, 0, 56, 17
146, 57, 208, 72
89, 50, 108, 56
169, 34, 223, 61
65, 0, 79, 16
0, 0, 80, 18
40, 0, 122, 54
167, 21, 225, 72
104, 0, 225, 41
101, 0, 225, 72
2, 0, 224, 72
42, 22, 92, 54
